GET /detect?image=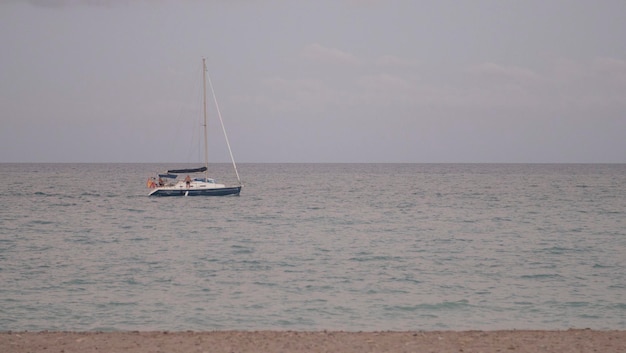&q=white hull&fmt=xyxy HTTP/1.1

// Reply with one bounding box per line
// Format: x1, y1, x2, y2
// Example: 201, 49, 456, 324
149, 180, 241, 196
